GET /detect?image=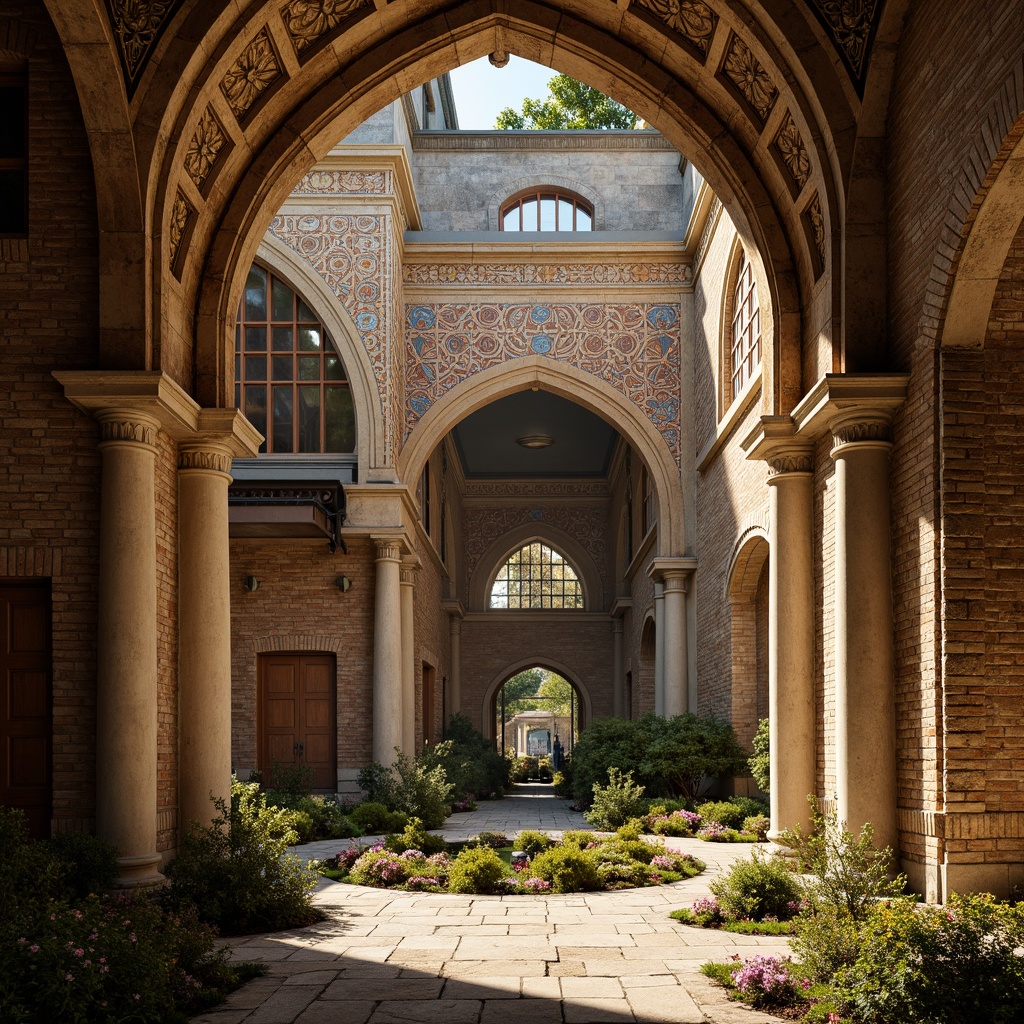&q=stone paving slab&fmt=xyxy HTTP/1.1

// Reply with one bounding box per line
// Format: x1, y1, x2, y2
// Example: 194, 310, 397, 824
195, 787, 787, 1024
